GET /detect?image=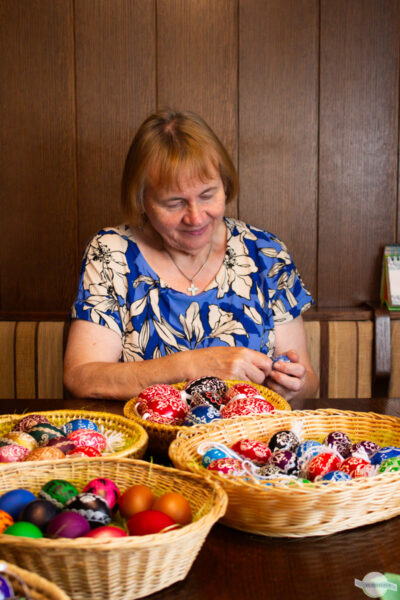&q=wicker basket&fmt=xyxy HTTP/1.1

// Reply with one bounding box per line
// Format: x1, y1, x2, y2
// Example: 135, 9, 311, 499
0, 409, 148, 460
0, 560, 71, 599
169, 408, 400, 538
124, 380, 290, 456
0, 457, 227, 600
